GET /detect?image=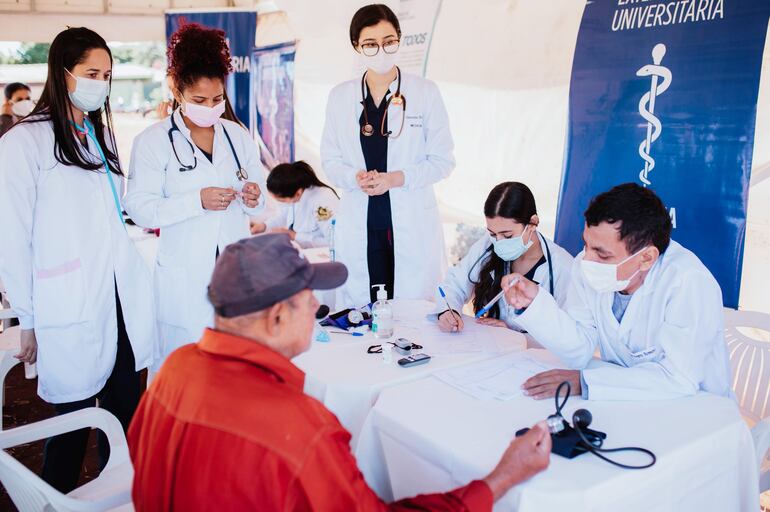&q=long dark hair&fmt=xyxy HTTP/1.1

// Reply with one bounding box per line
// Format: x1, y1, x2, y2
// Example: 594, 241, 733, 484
17, 27, 122, 175
470, 182, 538, 318
267, 161, 339, 199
